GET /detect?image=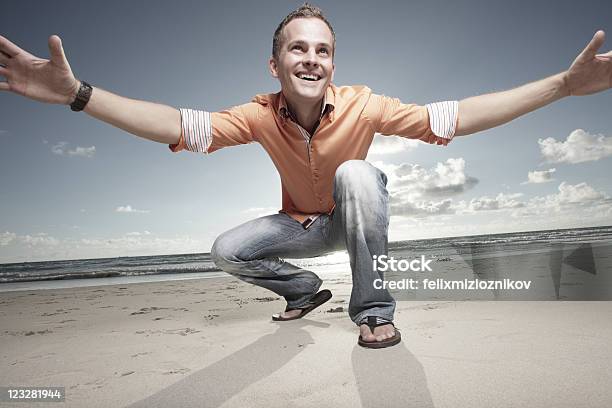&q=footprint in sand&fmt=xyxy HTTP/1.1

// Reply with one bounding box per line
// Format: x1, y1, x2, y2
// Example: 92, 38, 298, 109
152, 316, 174, 321
41, 309, 69, 317
130, 307, 189, 316
131, 352, 152, 358
84, 378, 107, 389
162, 368, 190, 375
24, 329, 53, 336
2, 329, 53, 336
134, 328, 201, 336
